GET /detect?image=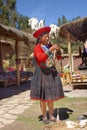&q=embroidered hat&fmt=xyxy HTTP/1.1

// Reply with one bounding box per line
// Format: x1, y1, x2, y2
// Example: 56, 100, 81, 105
33, 26, 51, 38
